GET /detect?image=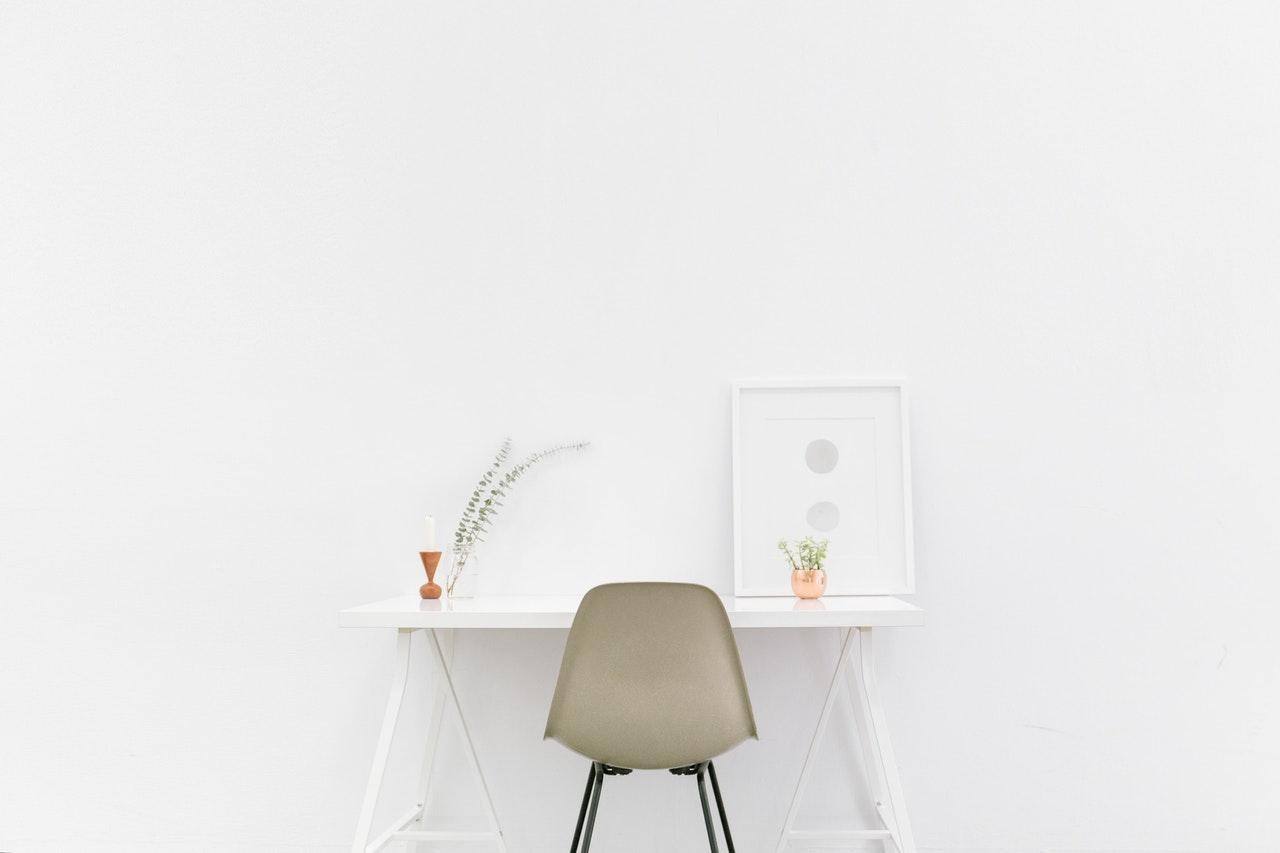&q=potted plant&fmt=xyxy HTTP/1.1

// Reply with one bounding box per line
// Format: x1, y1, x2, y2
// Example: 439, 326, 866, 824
778, 536, 830, 599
